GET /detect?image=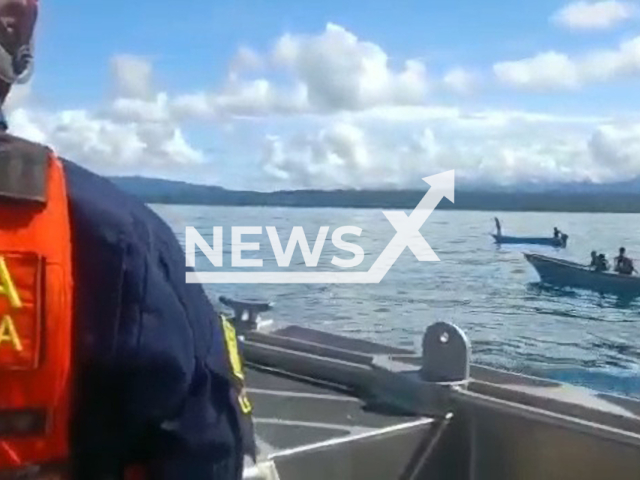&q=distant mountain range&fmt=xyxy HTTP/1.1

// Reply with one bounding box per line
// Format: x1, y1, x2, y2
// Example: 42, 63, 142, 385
108, 175, 640, 213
